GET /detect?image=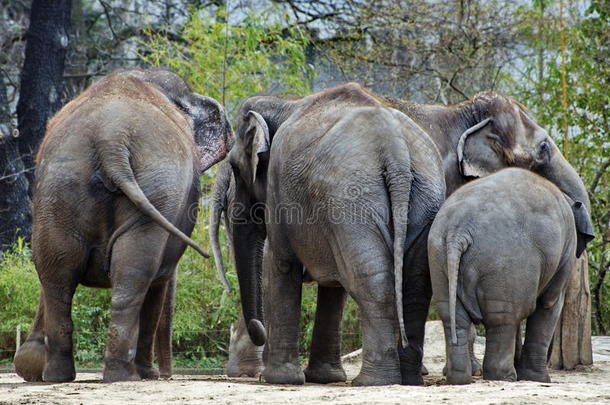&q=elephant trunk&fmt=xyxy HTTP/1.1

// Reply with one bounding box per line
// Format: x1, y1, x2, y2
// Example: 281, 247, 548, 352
232, 221, 267, 346
210, 163, 233, 292
539, 146, 590, 211
538, 145, 594, 257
